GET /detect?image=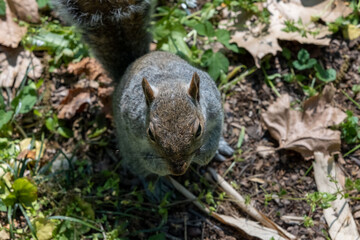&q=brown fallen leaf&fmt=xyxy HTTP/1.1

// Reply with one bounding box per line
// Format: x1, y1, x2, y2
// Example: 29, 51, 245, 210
342, 24, 360, 40
68, 57, 112, 85
0, 46, 43, 87
263, 86, 359, 239
313, 152, 360, 240
6, 0, 39, 23
0, 230, 10, 240
262, 85, 346, 159
57, 88, 93, 119
222, 0, 352, 66
17, 149, 31, 160
0, 0, 27, 48
19, 138, 46, 159
98, 86, 114, 119
248, 177, 265, 184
